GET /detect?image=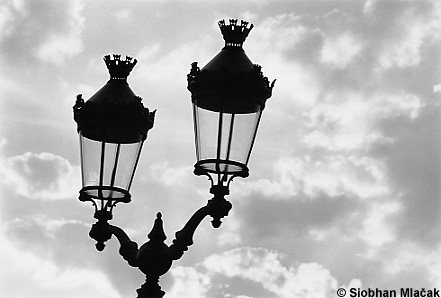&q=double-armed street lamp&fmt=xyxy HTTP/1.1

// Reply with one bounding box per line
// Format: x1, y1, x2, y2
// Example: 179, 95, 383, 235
73, 19, 275, 298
